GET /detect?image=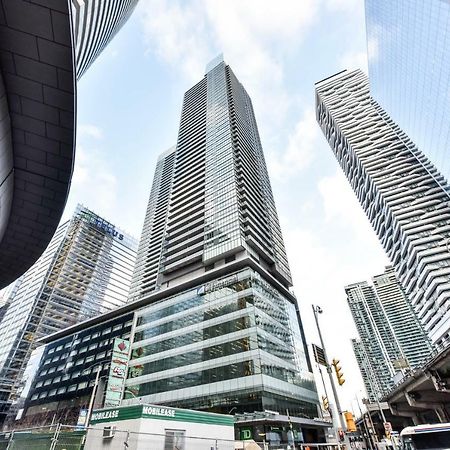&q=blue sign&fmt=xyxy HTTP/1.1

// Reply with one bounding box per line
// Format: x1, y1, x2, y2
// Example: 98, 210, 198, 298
92, 218, 124, 241
81, 210, 124, 240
